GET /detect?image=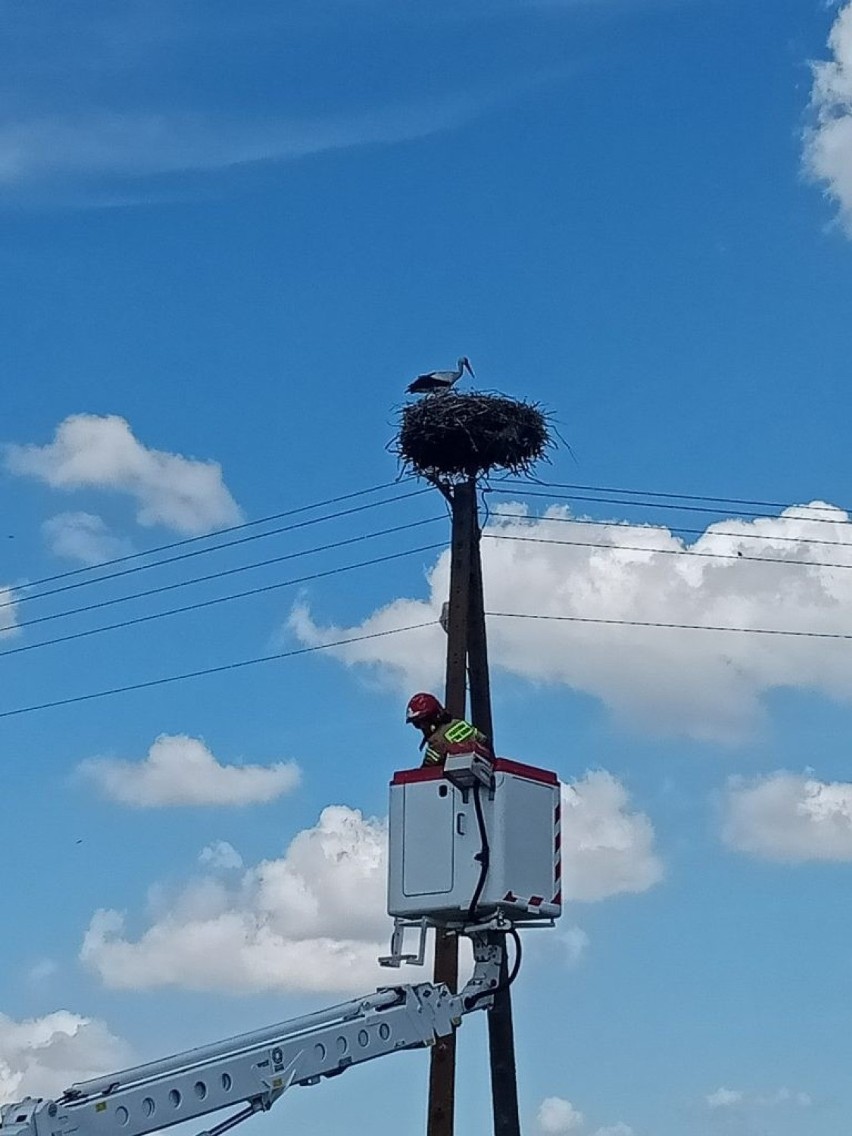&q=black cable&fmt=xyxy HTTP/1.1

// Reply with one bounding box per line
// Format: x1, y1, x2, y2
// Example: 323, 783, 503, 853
4, 516, 443, 637
490, 488, 851, 527
10, 603, 852, 720
489, 510, 852, 553
500, 928, 523, 991
486, 611, 852, 640
483, 531, 852, 572
0, 620, 438, 720
499, 478, 851, 517
0, 540, 446, 659
0, 487, 429, 612
6, 477, 414, 594
464, 929, 522, 1009
467, 781, 490, 923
